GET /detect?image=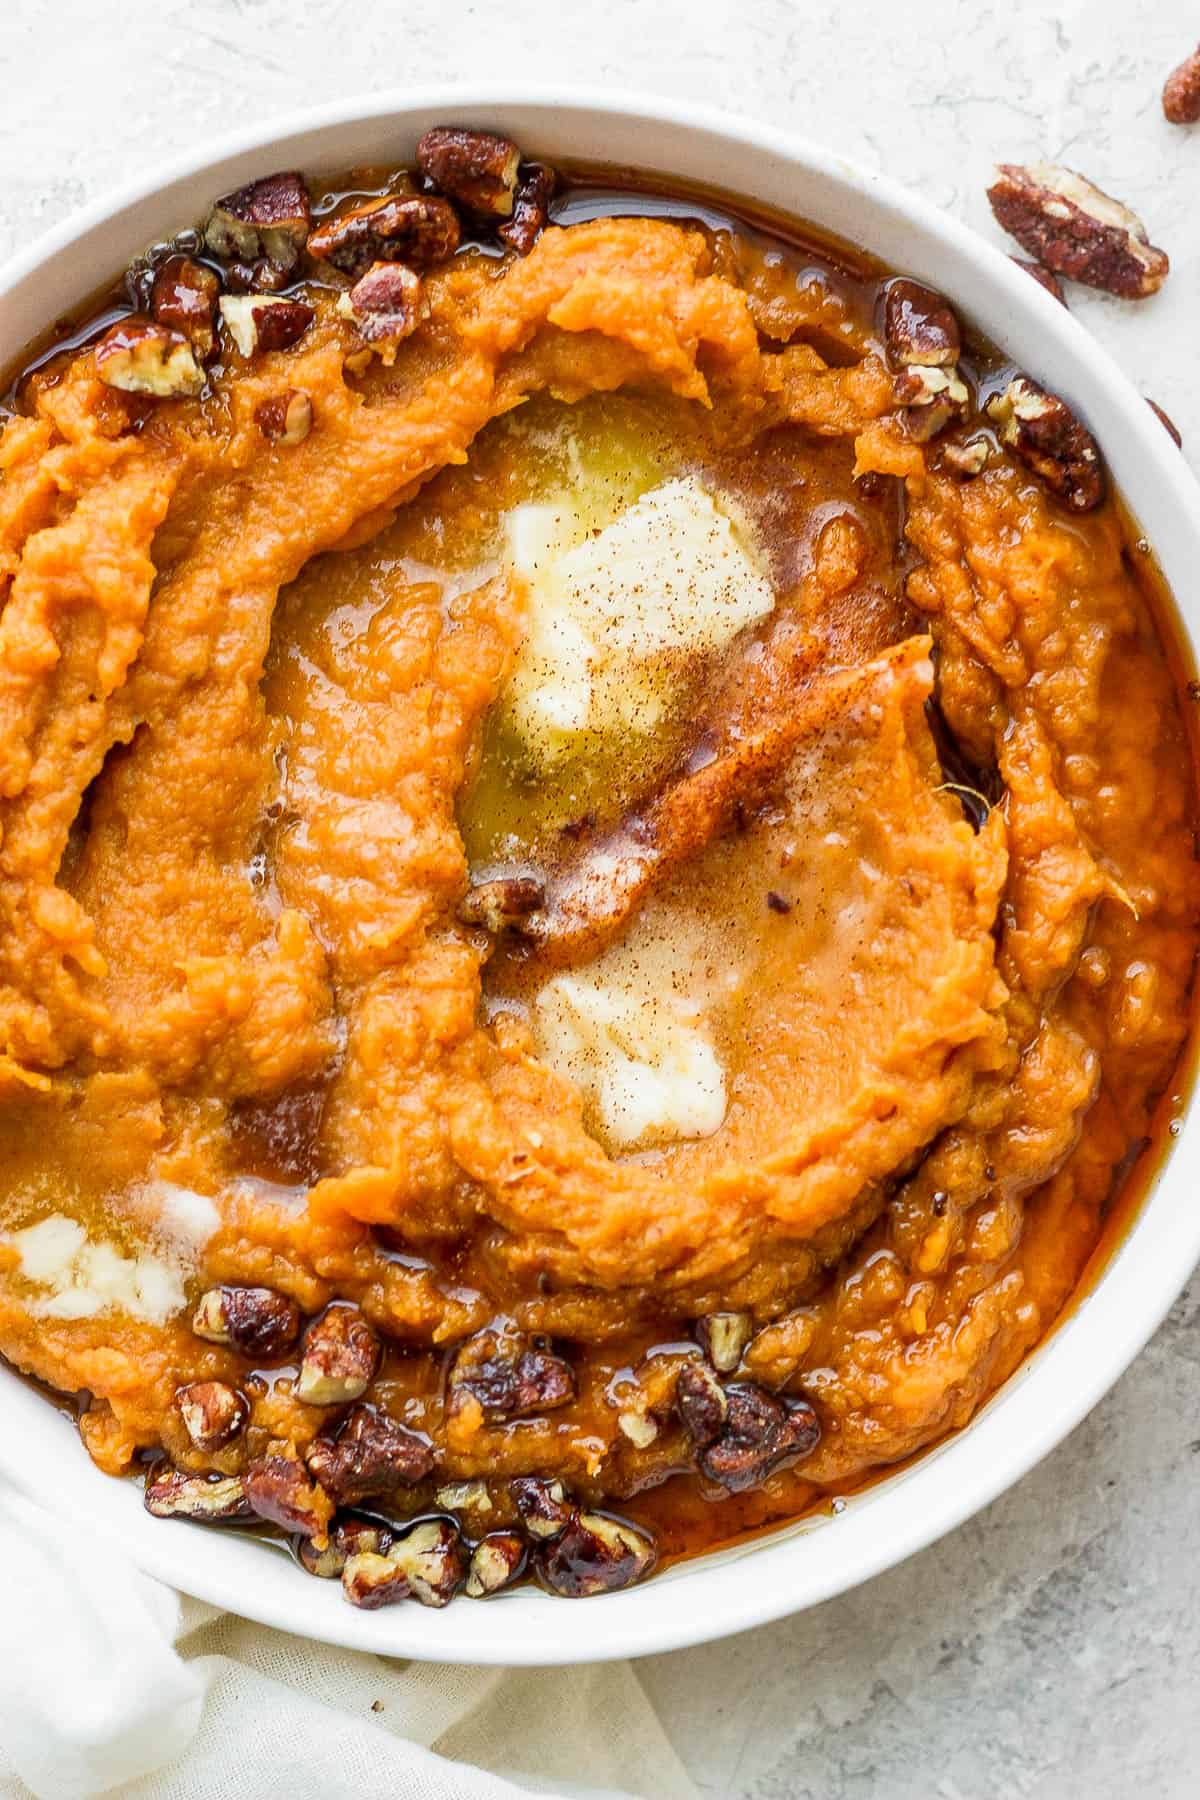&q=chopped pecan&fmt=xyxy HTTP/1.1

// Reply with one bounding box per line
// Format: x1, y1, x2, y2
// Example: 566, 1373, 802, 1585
204, 171, 311, 274
1164, 46, 1200, 123
223, 258, 292, 295
894, 364, 970, 442
93, 317, 204, 398
336, 262, 424, 356
616, 1405, 659, 1449
150, 255, 221, 360
457, 877, 545, 935
191, 1284, 302, 1359
986, 375, 1106, 513
219, 294, 314, 357
298, 1512, 394, 1577
435, 1480, 493, 1516
305, 1402, 435, 1505
675, 1361, 728, 1446
941, 436, 993, 480
498, 164, 556, 255
696, 1311, 752, 1374
510, 1475, 574, 1540
342, 1549, 410, 1610
342, 1518, 466, 1610
1147, 398, 1183, 448
307, 194, 460, 278
175, 1379, 248, 1452
244, 1454, 332, 1541
417, 127, 521, 218
987, 162, 1169, 298
882, 278, 960, 368
1011, 257, 1067, 305
255, 388, 313, 446
449, 1326, 575, 1422
465, 1530, 526, 1598
296, 1303, 380, 1406
695, 1384, 821, 1493
535, 1512, 657, 1599
144, 1464, 252, 1523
